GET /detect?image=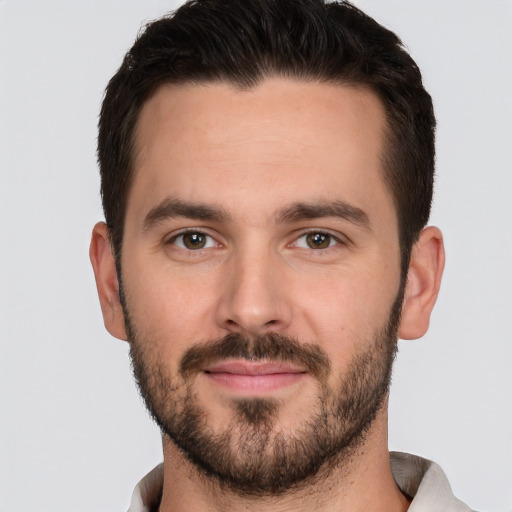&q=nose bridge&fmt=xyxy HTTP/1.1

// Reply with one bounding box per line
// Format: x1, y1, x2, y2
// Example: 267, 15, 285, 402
215, 239, 292, 336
